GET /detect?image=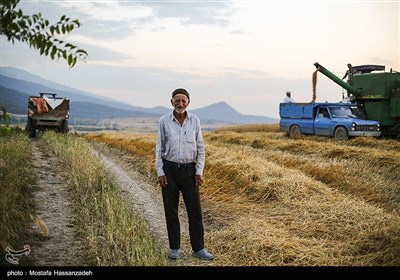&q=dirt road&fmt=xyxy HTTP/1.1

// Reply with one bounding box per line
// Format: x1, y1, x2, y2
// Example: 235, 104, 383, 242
28, 140, 87, 266
28, 139, 201, 266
